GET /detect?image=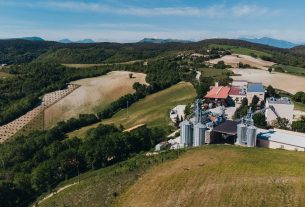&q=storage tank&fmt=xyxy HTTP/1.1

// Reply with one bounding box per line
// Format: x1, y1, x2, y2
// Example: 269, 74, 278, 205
204, 129, 212, 144
236, 123, 247, 145
180, 120, 192, 147
193, 123, 206, 147
246, 126, 257, 147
